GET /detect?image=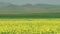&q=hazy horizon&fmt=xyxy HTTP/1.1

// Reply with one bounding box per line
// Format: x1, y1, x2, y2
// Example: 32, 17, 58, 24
0, 0, 60, 5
